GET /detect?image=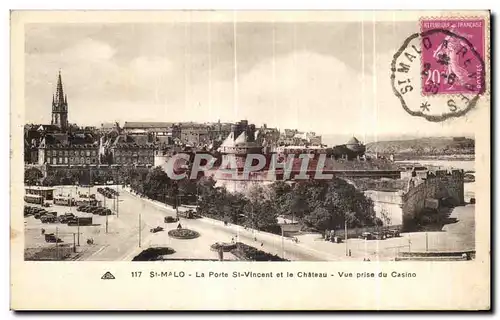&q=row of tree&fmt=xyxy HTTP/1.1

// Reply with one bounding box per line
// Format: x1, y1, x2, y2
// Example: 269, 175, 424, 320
26, 165, 380, 233
24, 167, 135, 186
195, 177, 380, 233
